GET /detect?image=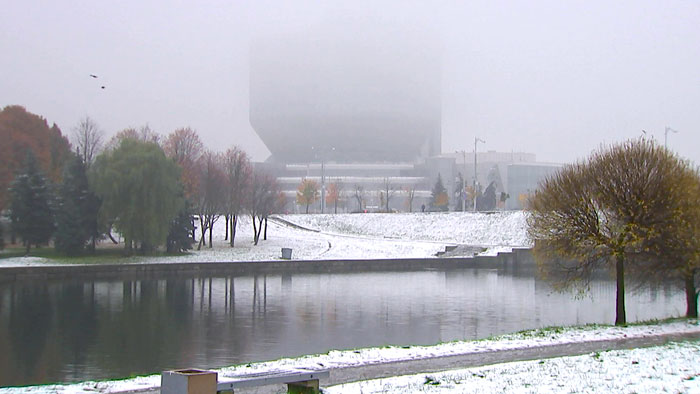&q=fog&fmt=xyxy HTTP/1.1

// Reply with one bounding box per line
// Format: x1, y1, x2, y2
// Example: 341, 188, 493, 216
1, 0, 698, 164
